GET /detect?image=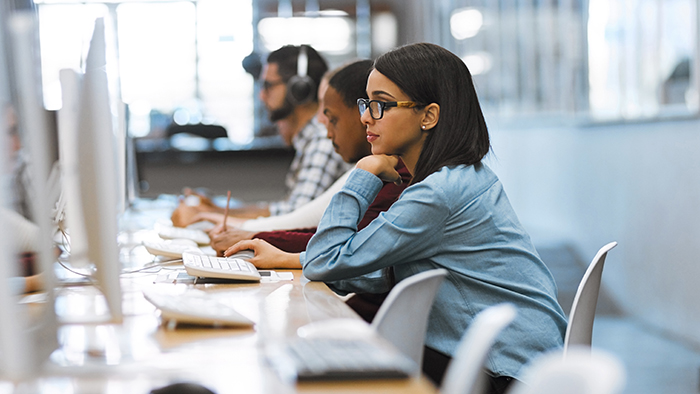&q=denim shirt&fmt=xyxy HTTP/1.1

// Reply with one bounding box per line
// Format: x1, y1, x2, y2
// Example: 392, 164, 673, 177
301, 164, 567, 379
